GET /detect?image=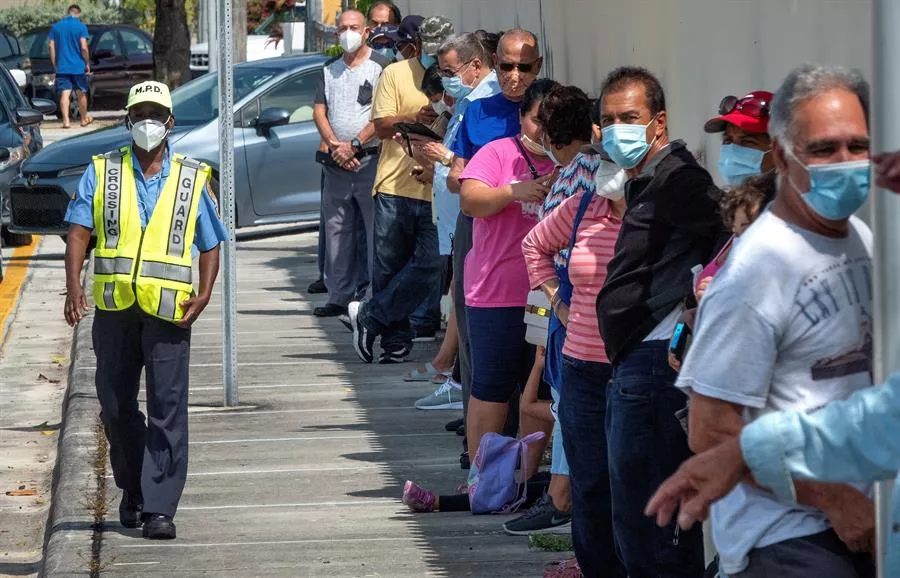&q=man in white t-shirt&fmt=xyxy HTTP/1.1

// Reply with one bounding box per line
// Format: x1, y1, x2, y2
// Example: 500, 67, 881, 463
313, 9, 391, 318
676, 63, 876, 577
